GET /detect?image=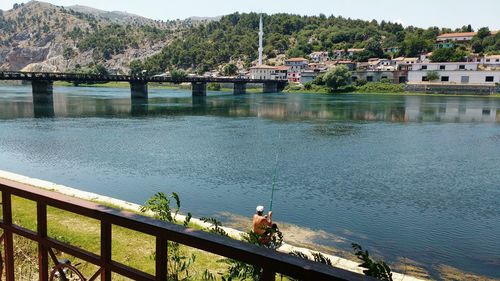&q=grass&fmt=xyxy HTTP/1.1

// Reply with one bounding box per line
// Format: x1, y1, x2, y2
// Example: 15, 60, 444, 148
54, 81, 268, 94
2, 196, 231, 280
